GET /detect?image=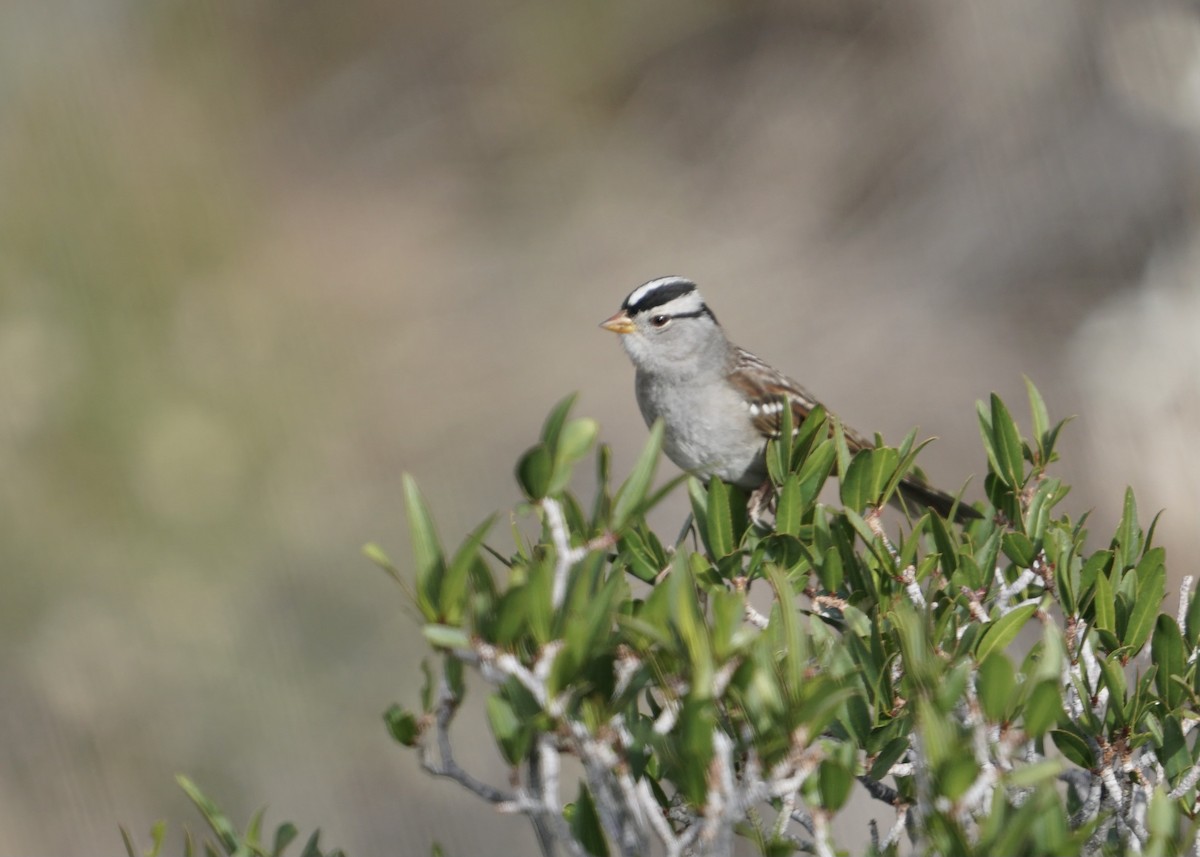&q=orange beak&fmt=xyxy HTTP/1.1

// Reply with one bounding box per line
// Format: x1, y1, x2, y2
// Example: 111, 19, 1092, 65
600, 310, 636, 334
